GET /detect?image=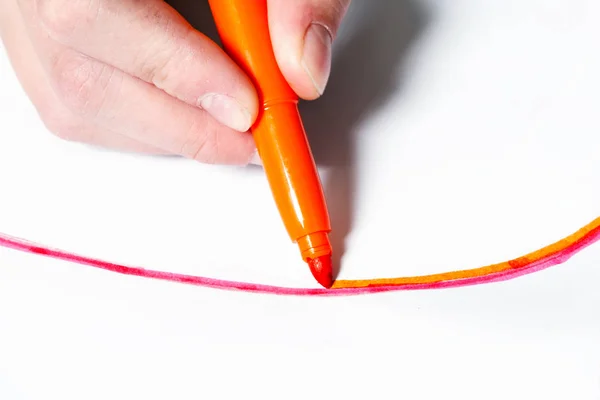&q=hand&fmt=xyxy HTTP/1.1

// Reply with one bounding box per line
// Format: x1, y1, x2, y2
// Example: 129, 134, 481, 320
0, 0, 350, 164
